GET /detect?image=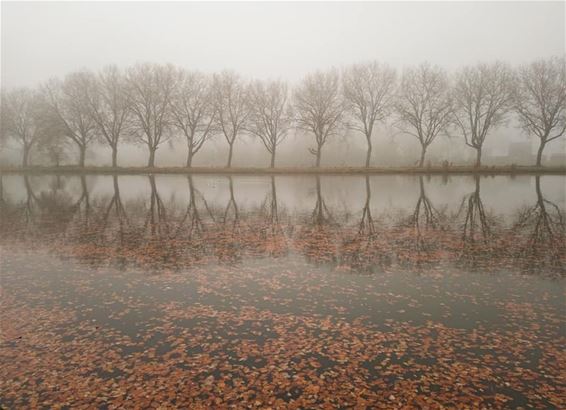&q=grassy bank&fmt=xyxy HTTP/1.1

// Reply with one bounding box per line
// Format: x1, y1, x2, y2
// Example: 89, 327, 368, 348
1, 165, 565, 175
